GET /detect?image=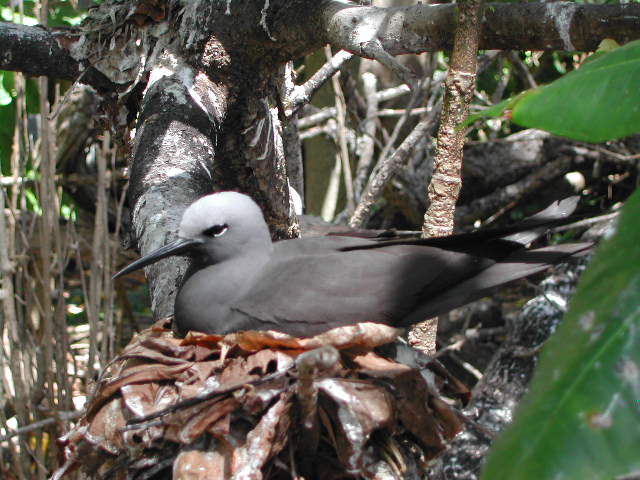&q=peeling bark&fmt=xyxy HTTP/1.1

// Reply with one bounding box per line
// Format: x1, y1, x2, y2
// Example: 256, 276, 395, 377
3, 3, 640, 82
321, 1, 640, 54
128, 51, 221, 318
0, 22, 111, 88
423, 0, 483, 237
